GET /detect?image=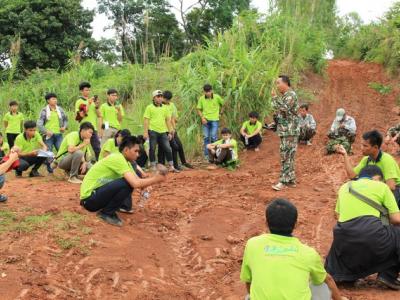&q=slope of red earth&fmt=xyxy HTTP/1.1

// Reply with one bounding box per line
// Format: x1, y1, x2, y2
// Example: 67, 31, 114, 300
1, 60, 400, 300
